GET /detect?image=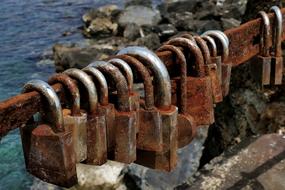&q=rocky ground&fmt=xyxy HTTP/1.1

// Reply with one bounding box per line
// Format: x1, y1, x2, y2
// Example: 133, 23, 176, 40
44, 0, 285, 189
53, 0, 246, 72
